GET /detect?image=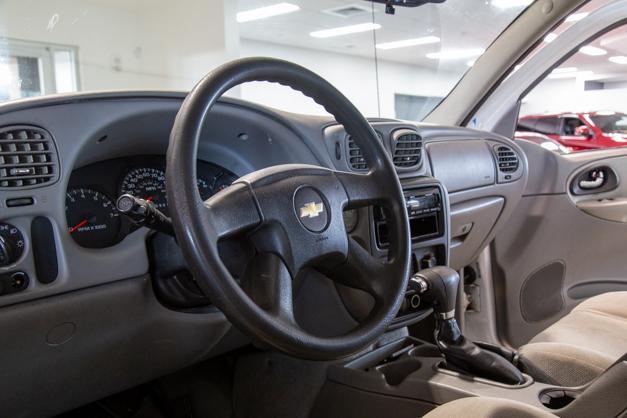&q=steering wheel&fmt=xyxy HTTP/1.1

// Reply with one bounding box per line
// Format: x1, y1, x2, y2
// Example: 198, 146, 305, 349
166, 57, 411, 360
